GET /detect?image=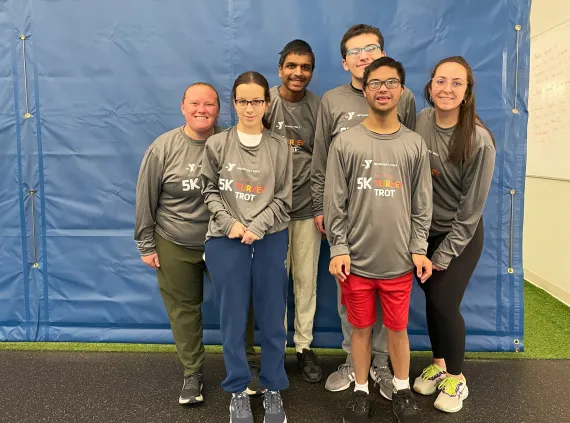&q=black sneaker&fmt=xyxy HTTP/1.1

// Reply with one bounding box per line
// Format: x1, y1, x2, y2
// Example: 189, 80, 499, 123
297, 348, 323, 383
179, 373, 203, 405
392, 389, 423, 423
343, 390, 370, 423
246, 361, 264, 395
